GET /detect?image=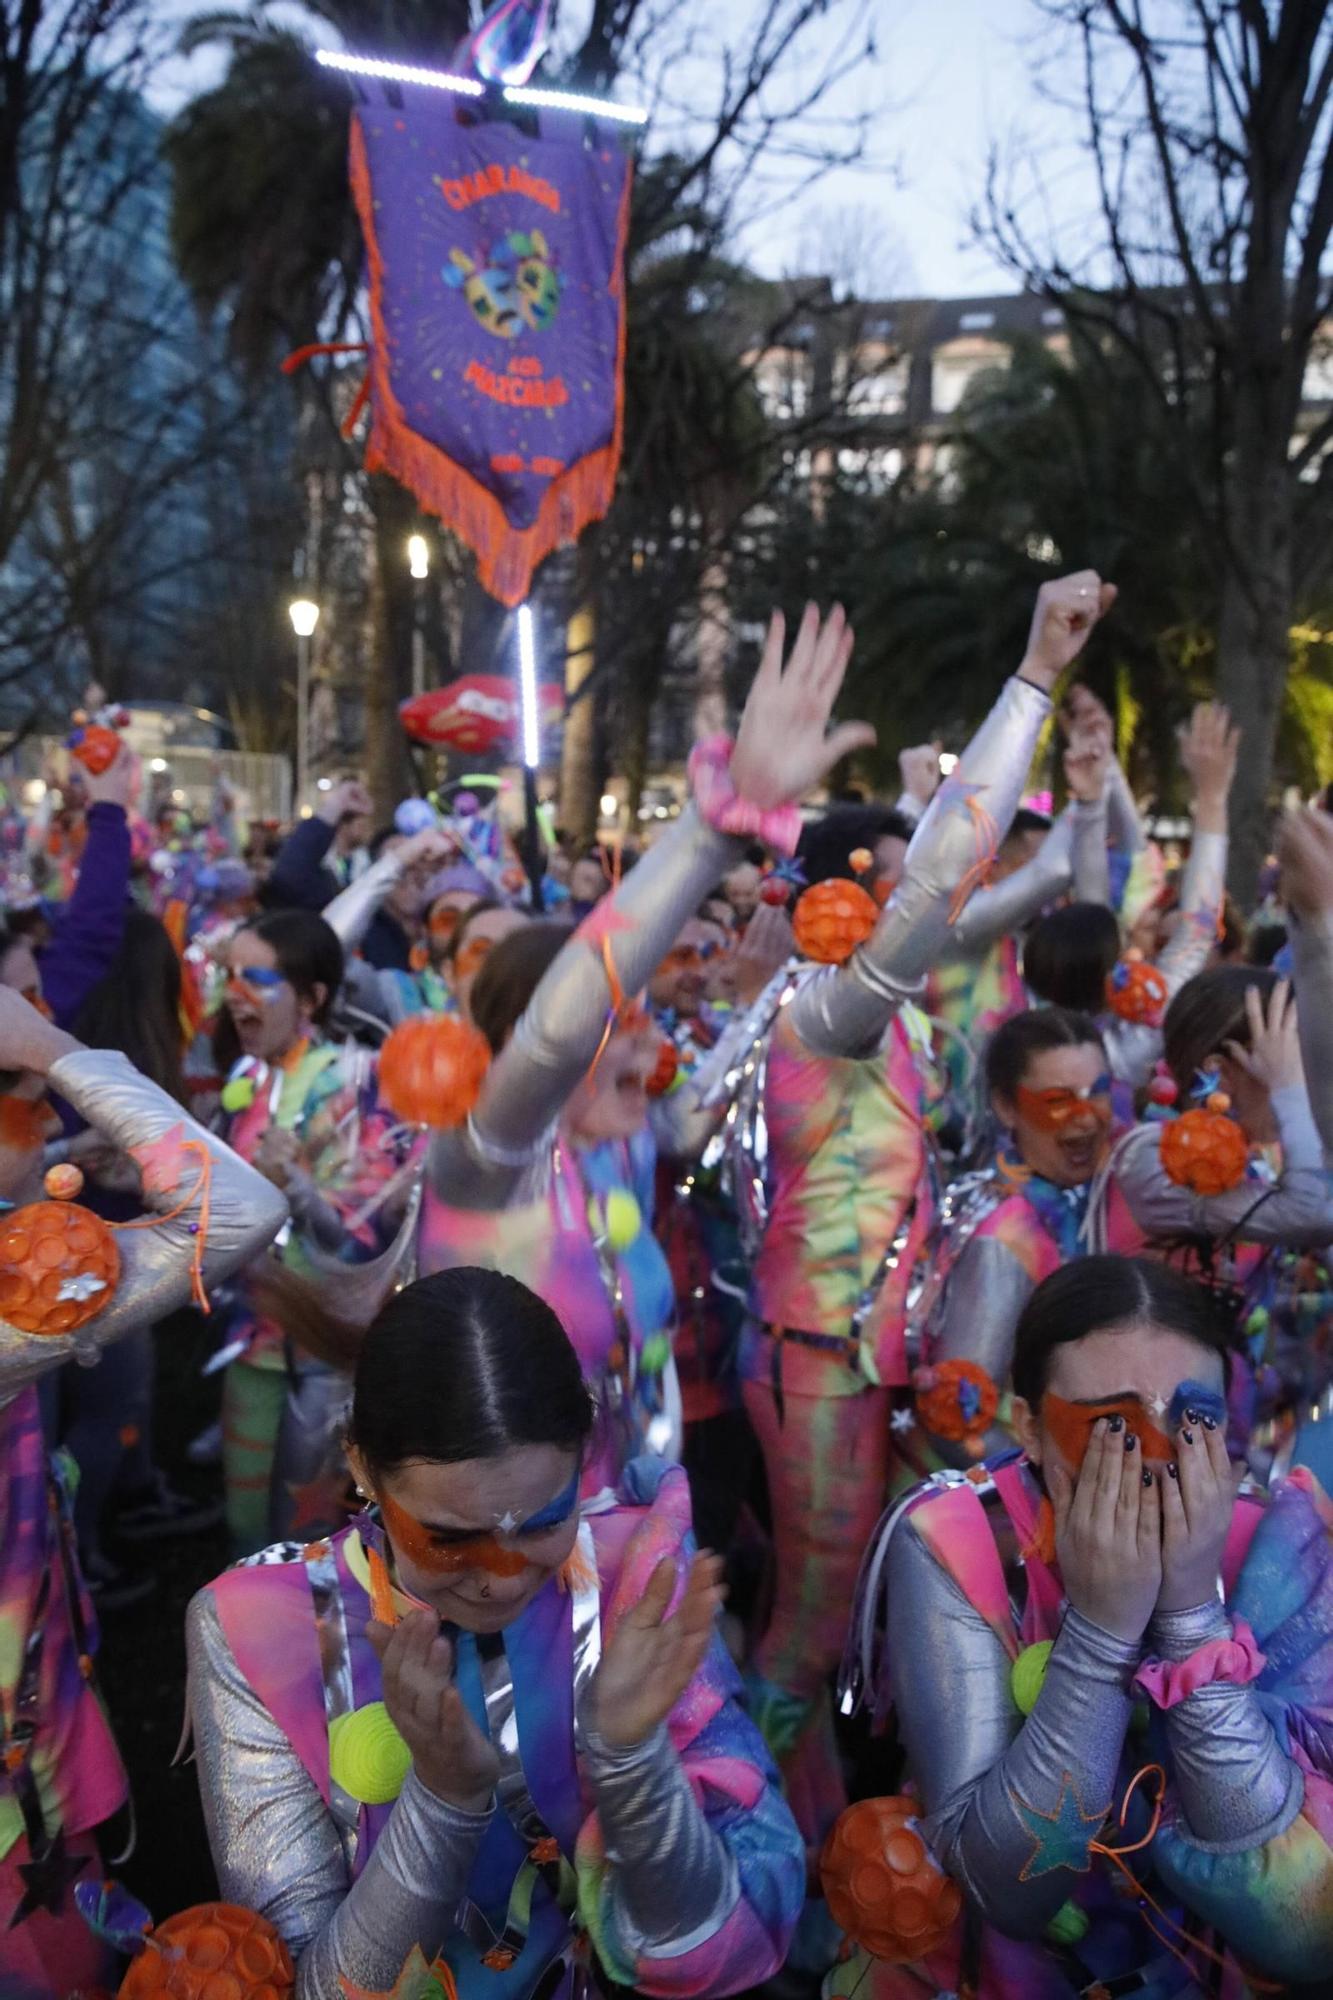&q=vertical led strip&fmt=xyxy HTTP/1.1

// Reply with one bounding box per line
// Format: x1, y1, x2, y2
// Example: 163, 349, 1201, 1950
517, 602, 541, 770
